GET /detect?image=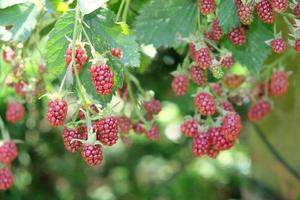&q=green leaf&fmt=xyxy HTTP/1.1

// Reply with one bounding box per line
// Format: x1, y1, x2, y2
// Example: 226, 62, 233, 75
0, 3, 39, 42
84, 9, 140, 67
224, 19, 273, 75
45, 10, 75, 81
78, 0, 108, 15
0, 0, 27, 9
134, 0, 197, 48
217, 0, 240, 34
